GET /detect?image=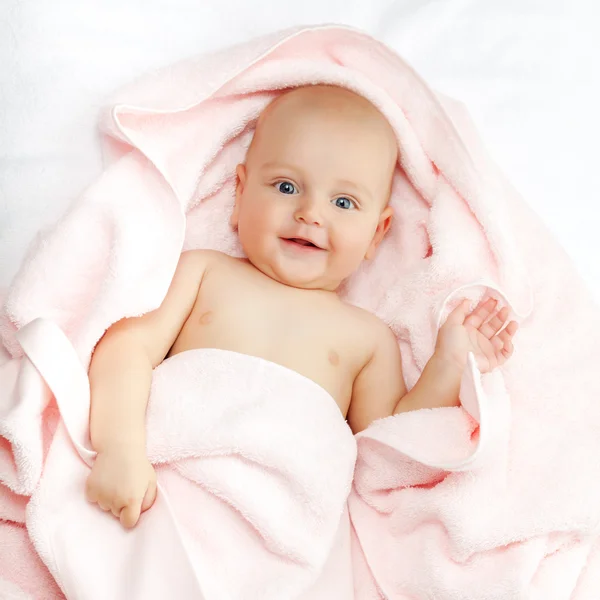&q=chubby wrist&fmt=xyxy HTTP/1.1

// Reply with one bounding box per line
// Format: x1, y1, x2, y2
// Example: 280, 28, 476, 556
417, 352, 464, 407
430, 349, 468, 377
91, 431, 146, 454
395, 352, 465, 414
